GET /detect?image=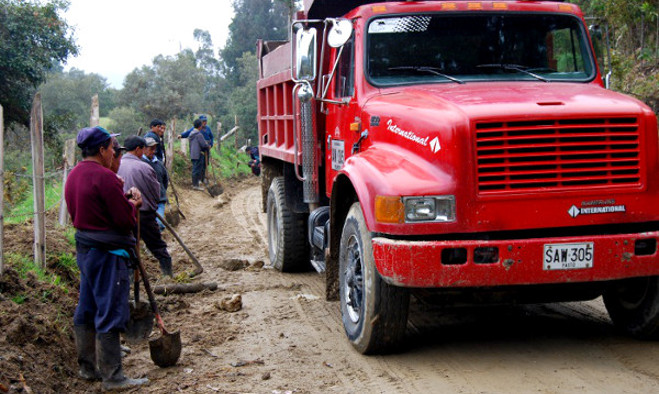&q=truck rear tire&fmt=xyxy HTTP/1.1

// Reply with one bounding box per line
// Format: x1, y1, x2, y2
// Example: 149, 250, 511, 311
266, 177, 308, 272
339, 202, 409, 354
603, 276, 659, 339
